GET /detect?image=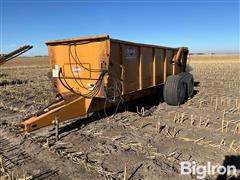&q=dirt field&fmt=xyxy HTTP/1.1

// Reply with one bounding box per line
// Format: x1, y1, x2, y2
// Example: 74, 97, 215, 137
0, 54, 239, 180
